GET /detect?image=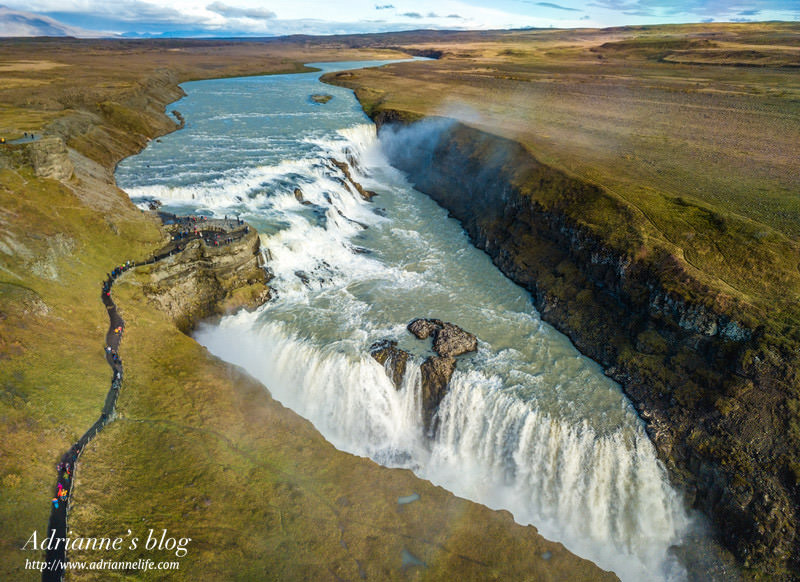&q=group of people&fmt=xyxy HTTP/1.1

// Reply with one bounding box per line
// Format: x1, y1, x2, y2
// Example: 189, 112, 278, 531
172, 228, 197, 241
224, 214, 245, 227
103, 262, 132, 296
185, 215, 208, 225
171, 223, 248, 248
203, 232, 237, 247
105, 345, 121, 365
108, 260, 134, 281
52, 462, 73, 508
